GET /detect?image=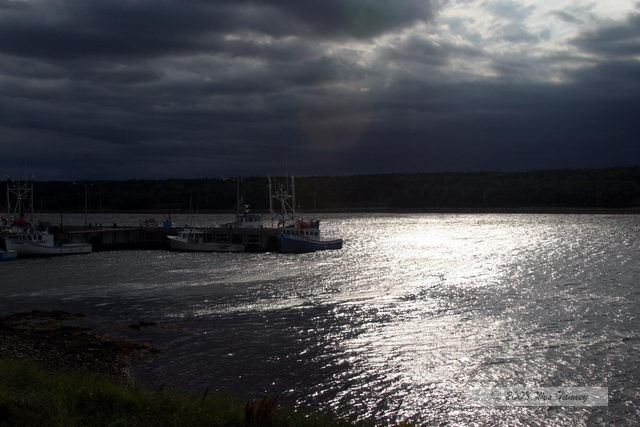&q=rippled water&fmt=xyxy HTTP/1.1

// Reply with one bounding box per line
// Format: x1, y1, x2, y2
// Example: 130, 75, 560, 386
2, 213, 640, 425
